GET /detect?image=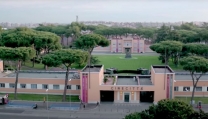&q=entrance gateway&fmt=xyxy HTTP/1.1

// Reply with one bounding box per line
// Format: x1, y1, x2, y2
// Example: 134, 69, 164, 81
100, 91, 114, 102
124, 93, 130, 102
